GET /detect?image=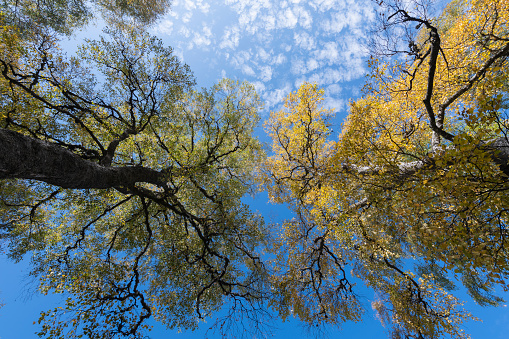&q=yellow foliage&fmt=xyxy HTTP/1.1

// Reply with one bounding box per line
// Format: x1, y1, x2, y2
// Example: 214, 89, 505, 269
263, 0, 509, 337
